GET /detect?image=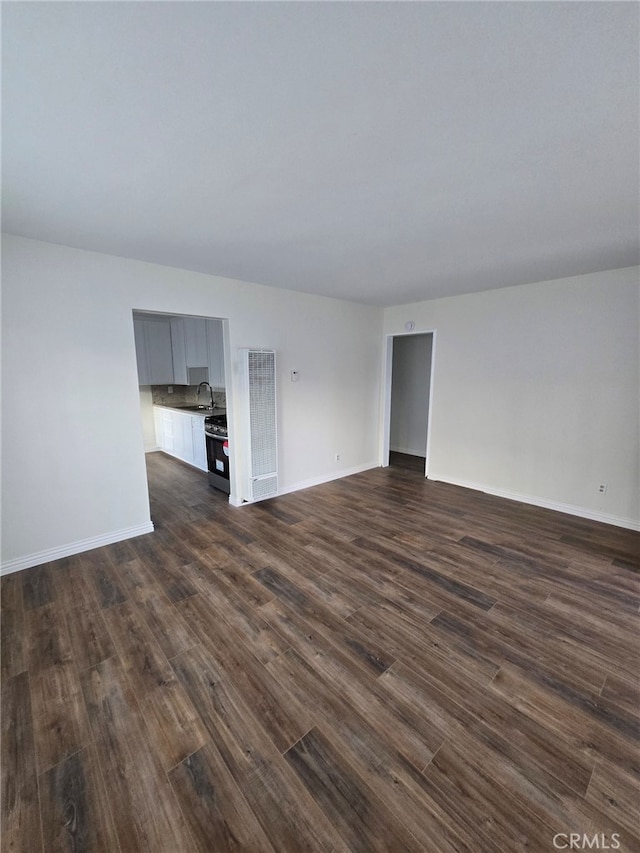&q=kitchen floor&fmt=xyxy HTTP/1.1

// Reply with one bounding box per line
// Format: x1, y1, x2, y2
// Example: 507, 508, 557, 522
389, 450, 426, 473
2, 452, 639, 852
